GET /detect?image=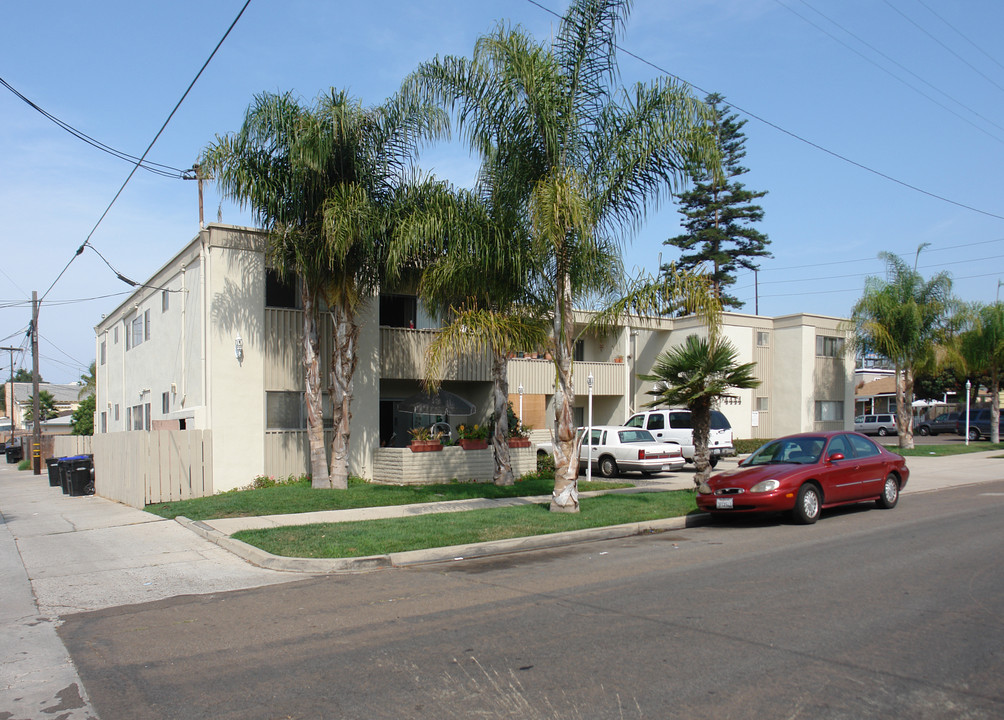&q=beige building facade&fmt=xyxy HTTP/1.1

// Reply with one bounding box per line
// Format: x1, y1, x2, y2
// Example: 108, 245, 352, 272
94, 223, 853, 493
